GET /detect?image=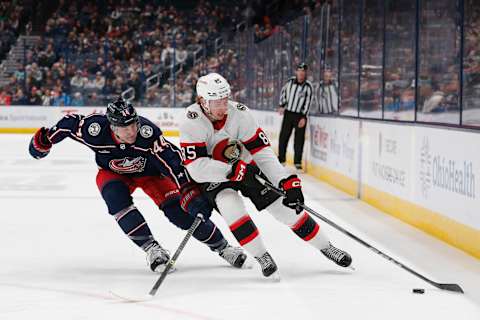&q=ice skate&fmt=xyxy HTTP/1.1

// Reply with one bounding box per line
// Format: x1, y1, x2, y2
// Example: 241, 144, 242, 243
255, 252, 280, 280
146, 242, 171, 273
320, 243, 352, 268
218, 244, 248, 268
